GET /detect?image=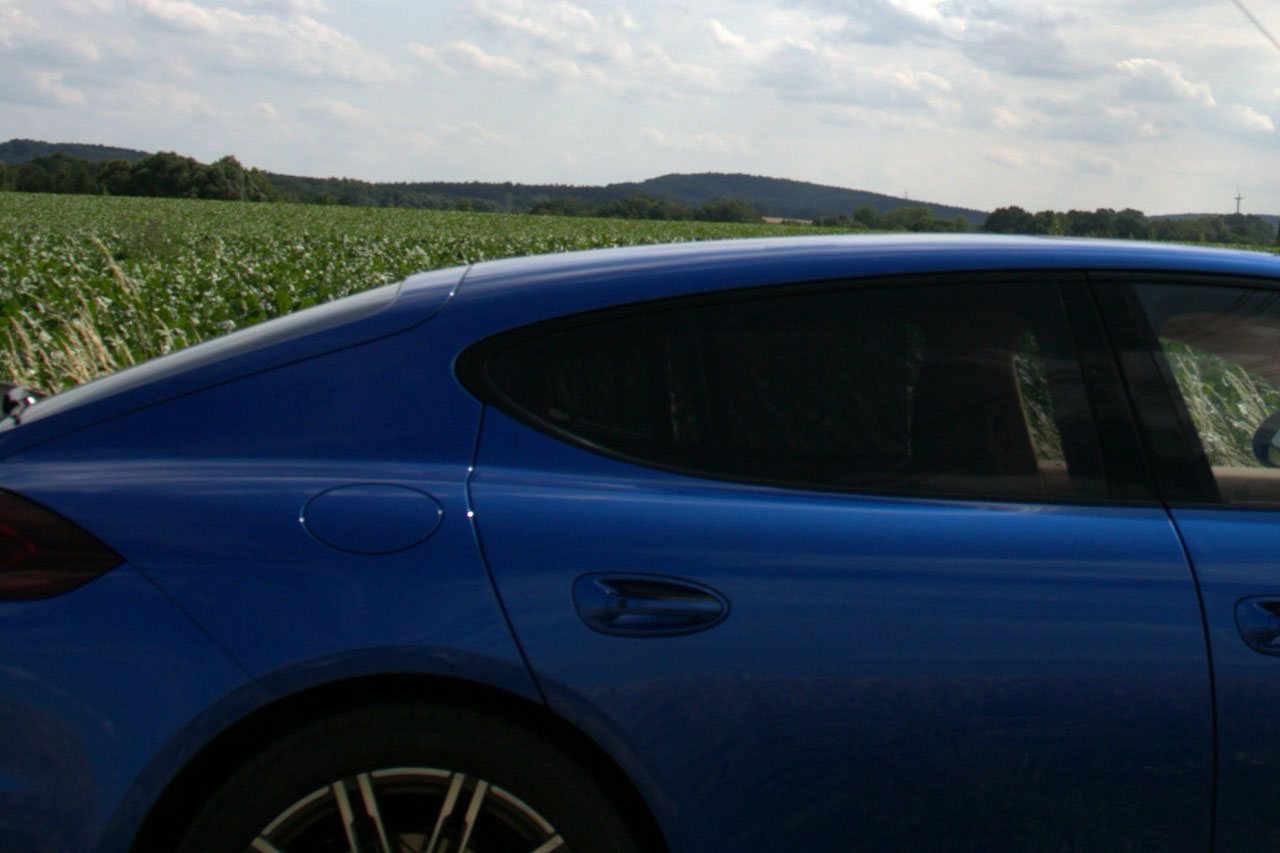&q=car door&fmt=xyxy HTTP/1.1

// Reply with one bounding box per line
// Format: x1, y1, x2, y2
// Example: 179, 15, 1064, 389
466, 274, 1212, 851
1095, 275, 1280, 850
